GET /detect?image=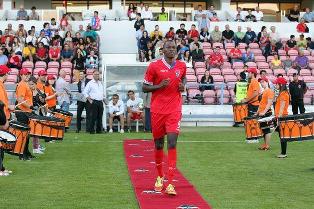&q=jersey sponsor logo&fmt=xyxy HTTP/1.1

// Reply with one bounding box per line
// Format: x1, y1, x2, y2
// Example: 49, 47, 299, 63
177, 205, 199, 209
175, 70, 180, 78
130, 154, 144, 158
141, 190, 162, 195
134, 168, 149, 173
